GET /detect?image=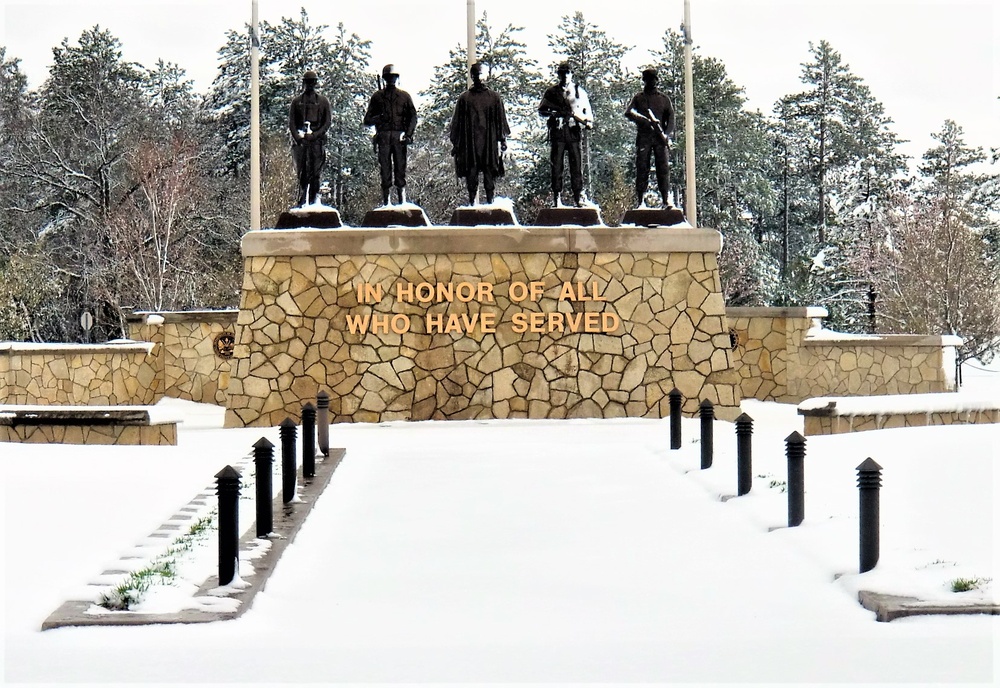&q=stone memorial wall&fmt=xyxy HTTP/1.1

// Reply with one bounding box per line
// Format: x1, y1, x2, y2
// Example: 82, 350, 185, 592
223, 226, 742, 427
